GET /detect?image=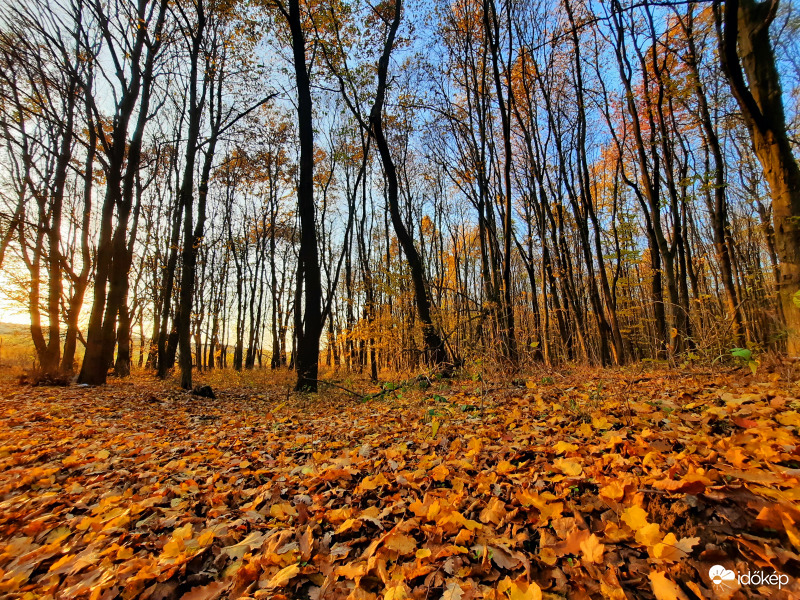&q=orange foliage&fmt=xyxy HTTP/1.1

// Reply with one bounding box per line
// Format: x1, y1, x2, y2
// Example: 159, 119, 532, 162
1, 368, 799, 597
